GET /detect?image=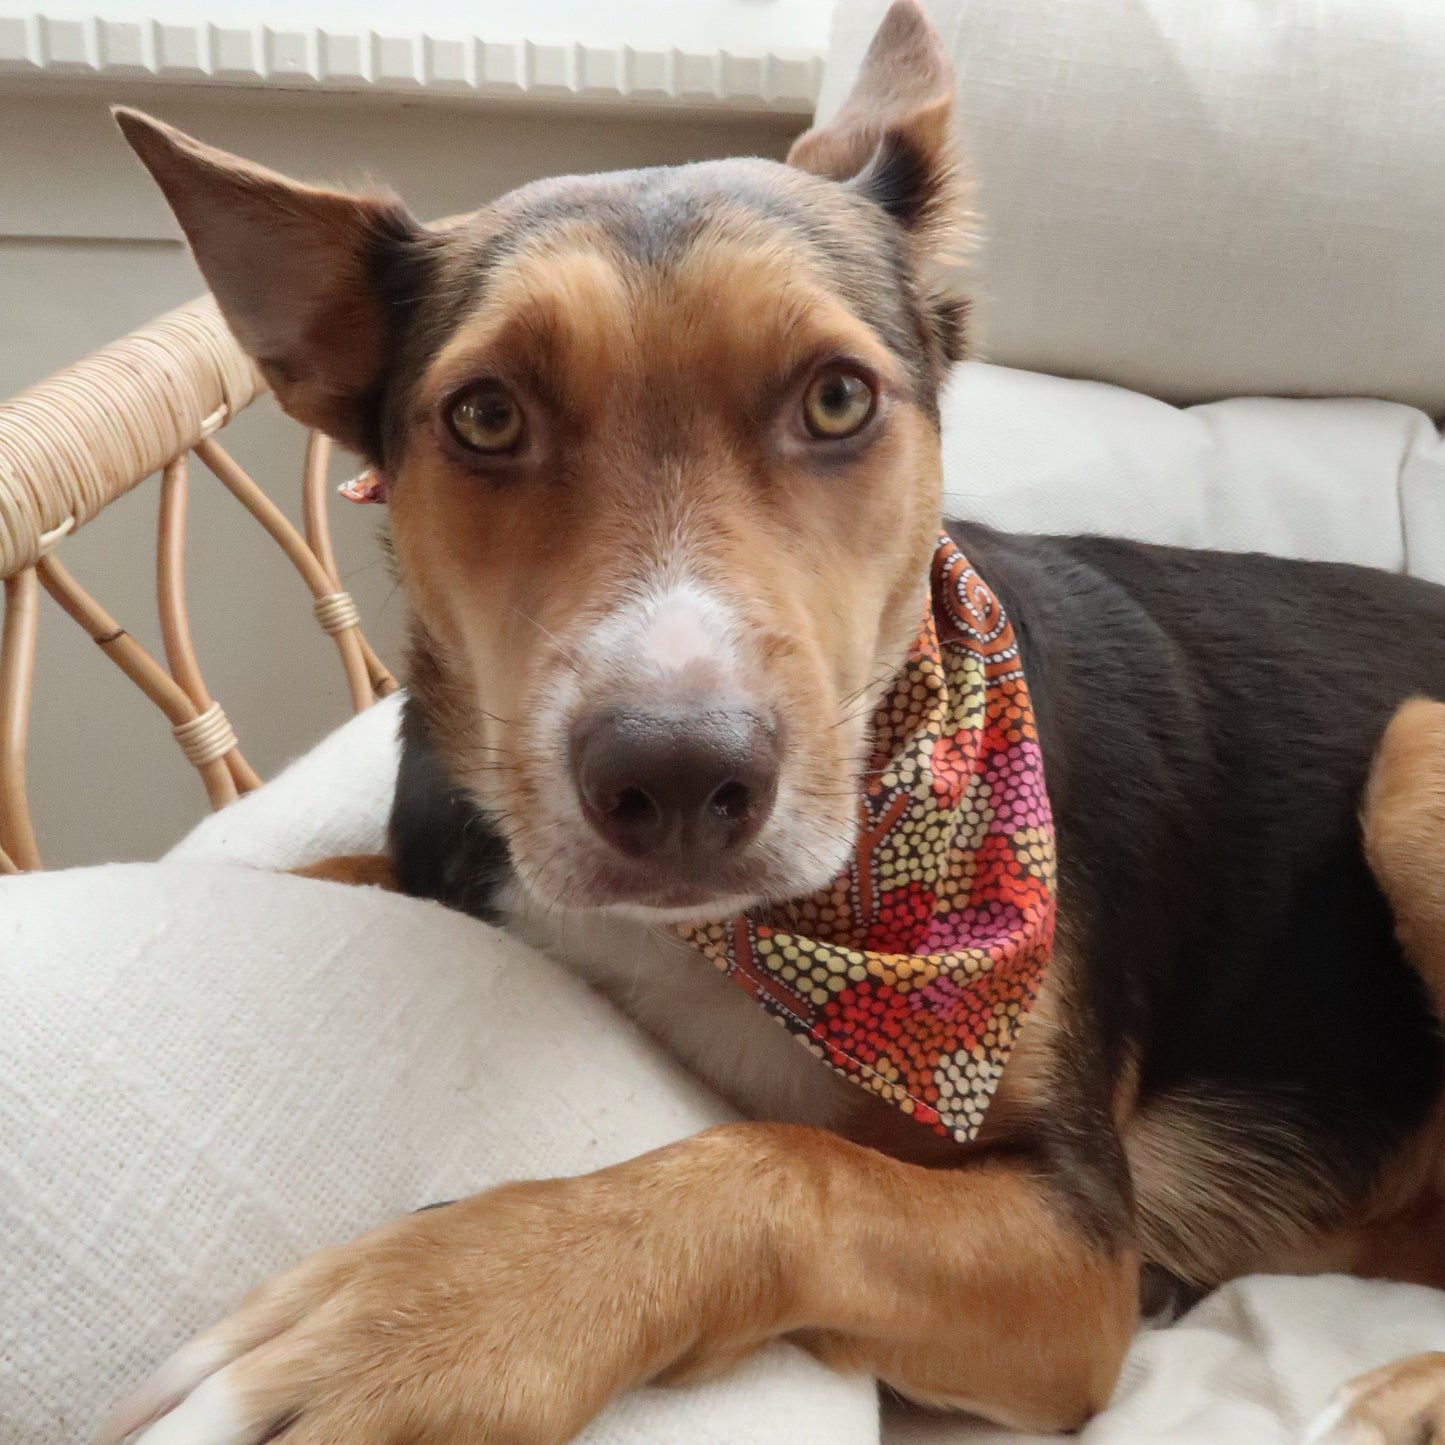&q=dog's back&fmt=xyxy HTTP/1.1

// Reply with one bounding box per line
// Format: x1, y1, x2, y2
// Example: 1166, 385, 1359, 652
954, 524, 1445, 1288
